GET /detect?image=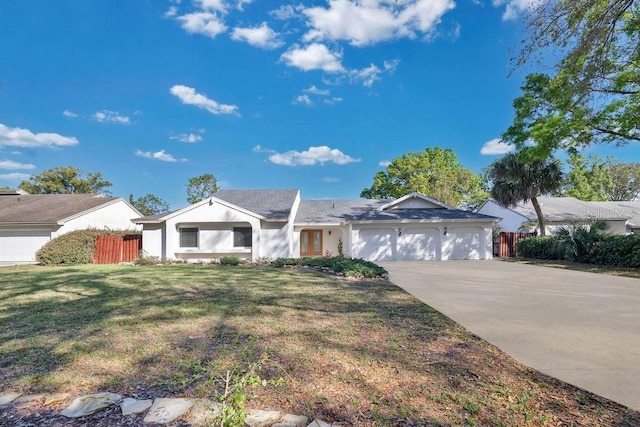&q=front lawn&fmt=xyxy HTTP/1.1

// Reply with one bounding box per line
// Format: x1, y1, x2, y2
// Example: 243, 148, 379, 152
1, 264, 637, 425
